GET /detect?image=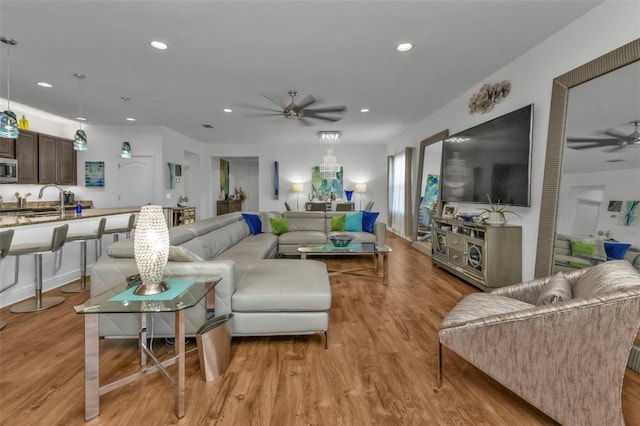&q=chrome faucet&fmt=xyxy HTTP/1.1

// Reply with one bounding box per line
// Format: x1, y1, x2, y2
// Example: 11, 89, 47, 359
38, 184, 65, 218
